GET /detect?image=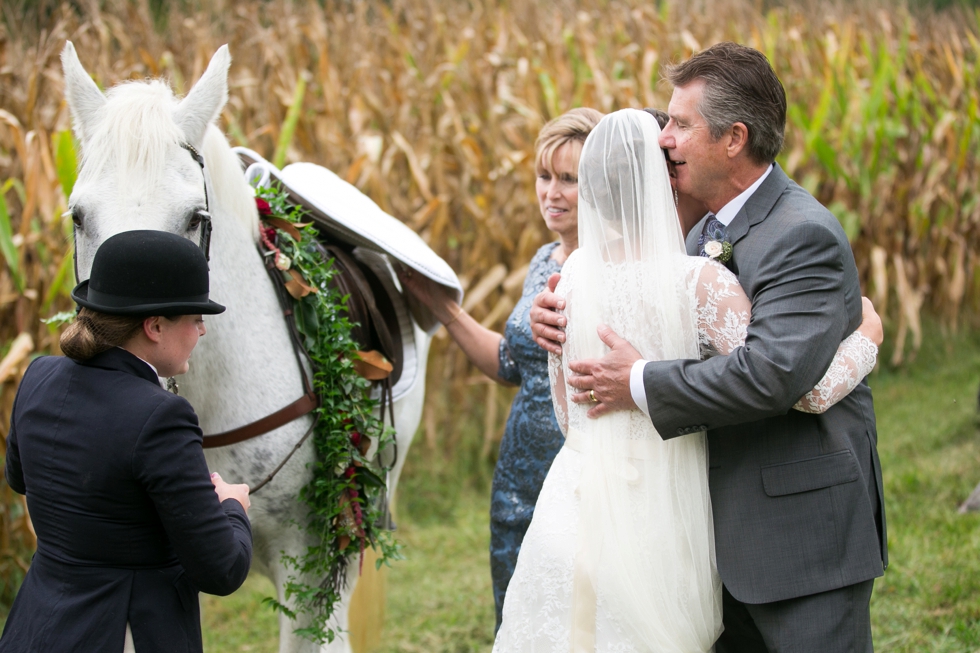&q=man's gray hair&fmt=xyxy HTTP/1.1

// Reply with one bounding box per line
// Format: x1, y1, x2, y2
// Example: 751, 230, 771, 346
663, 42, 786, 164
